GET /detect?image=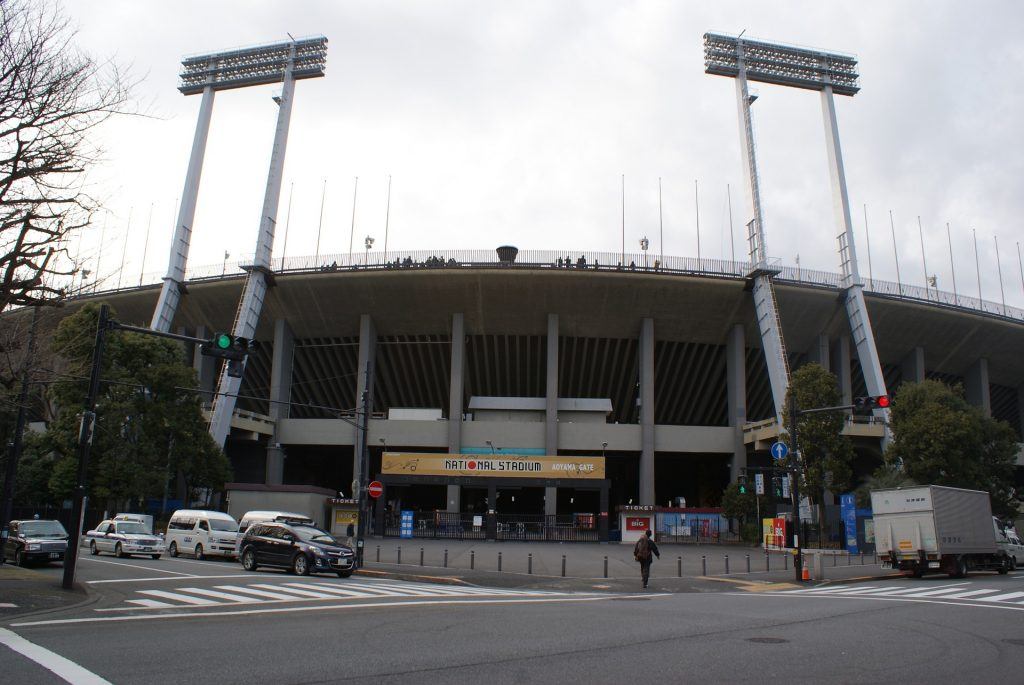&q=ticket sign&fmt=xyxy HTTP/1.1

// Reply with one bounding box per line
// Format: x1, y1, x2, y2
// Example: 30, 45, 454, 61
382, 453, 605, 479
